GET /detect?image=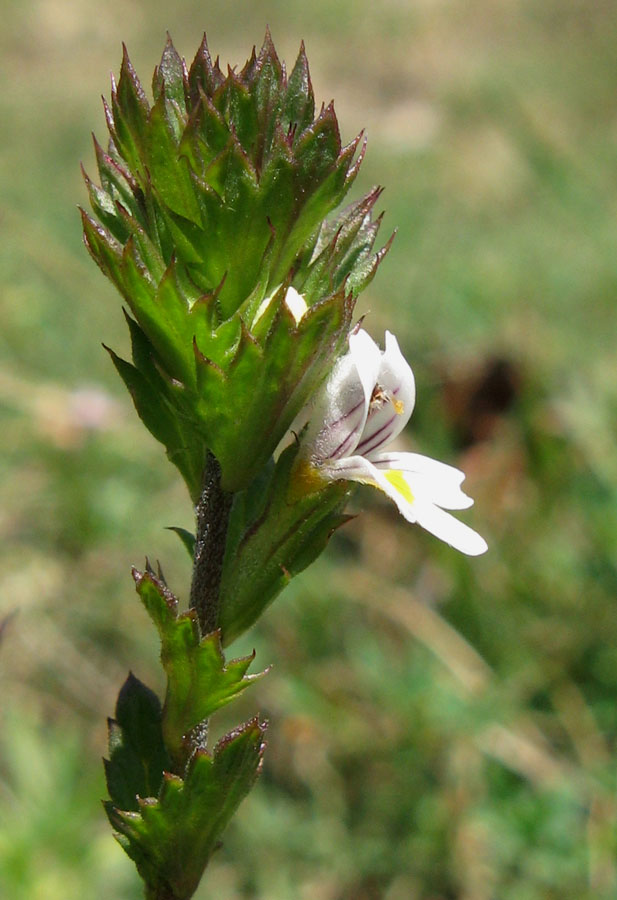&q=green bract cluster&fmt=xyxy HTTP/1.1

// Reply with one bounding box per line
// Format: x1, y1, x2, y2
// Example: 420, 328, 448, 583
82, 31, 391, 495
